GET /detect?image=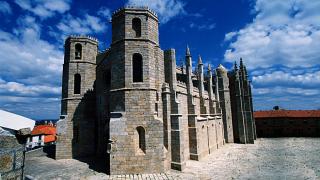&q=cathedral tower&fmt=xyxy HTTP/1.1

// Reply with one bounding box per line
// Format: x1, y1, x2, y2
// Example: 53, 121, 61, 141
56, 36, 98, 159
107, 7, 168, 174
